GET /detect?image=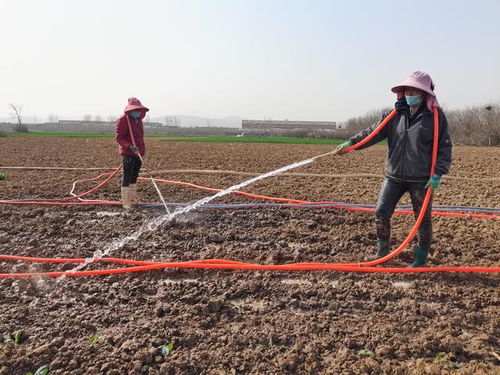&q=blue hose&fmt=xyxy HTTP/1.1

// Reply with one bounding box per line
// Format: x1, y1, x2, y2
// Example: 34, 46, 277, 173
137, 202, 500, 214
